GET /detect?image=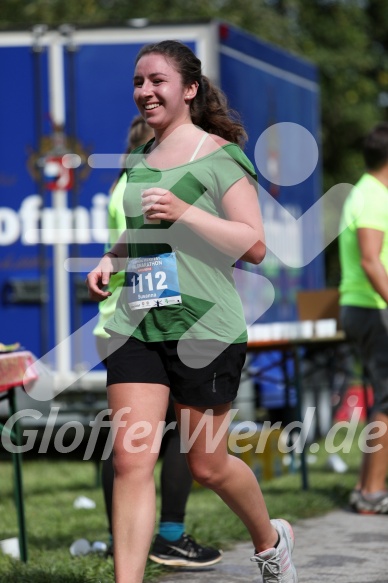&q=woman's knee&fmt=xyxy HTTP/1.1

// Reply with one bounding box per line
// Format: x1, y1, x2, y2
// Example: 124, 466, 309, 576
187, 457, 226, 489
112, 448, 157, 479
